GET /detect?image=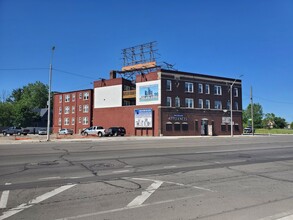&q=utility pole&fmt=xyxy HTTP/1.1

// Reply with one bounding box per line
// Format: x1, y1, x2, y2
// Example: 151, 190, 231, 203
47, 46, 55, 141
250, 86, 254, 136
